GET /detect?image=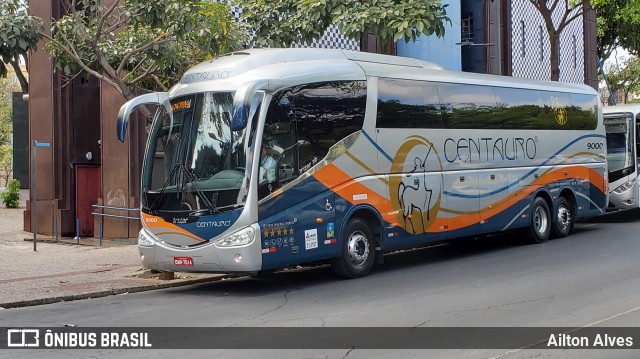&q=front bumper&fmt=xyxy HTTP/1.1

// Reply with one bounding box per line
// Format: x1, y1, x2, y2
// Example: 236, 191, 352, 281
137, 228, 262, 273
